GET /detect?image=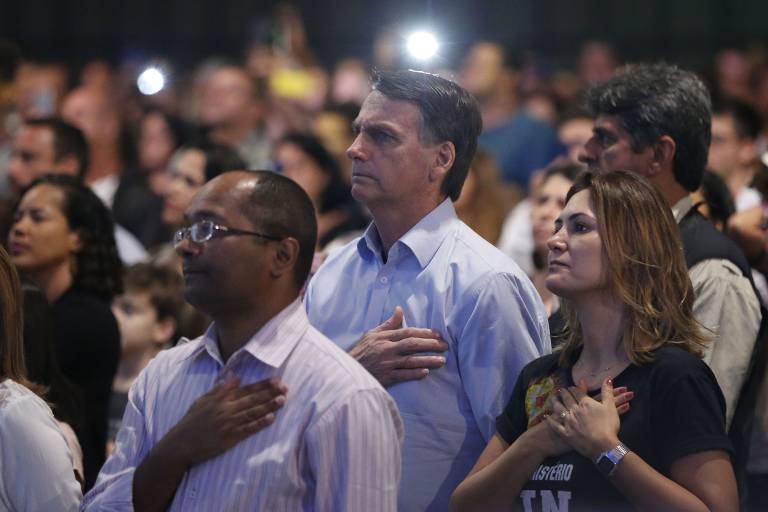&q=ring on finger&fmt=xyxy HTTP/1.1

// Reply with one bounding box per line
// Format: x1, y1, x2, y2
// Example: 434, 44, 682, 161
559, 409, 570, 419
